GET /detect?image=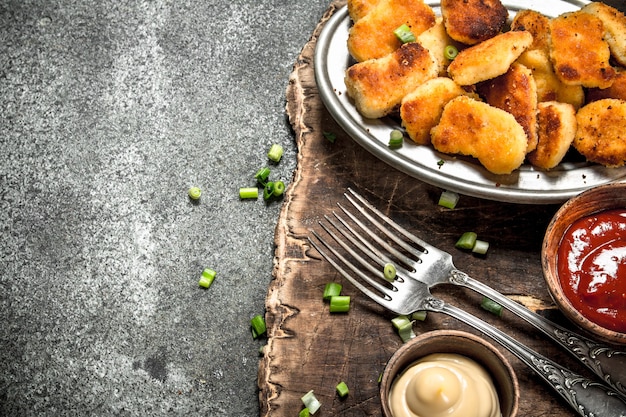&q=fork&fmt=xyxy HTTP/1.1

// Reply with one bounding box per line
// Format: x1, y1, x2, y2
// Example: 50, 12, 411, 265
308, 195, 626, 417
343, 188, 626, 397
